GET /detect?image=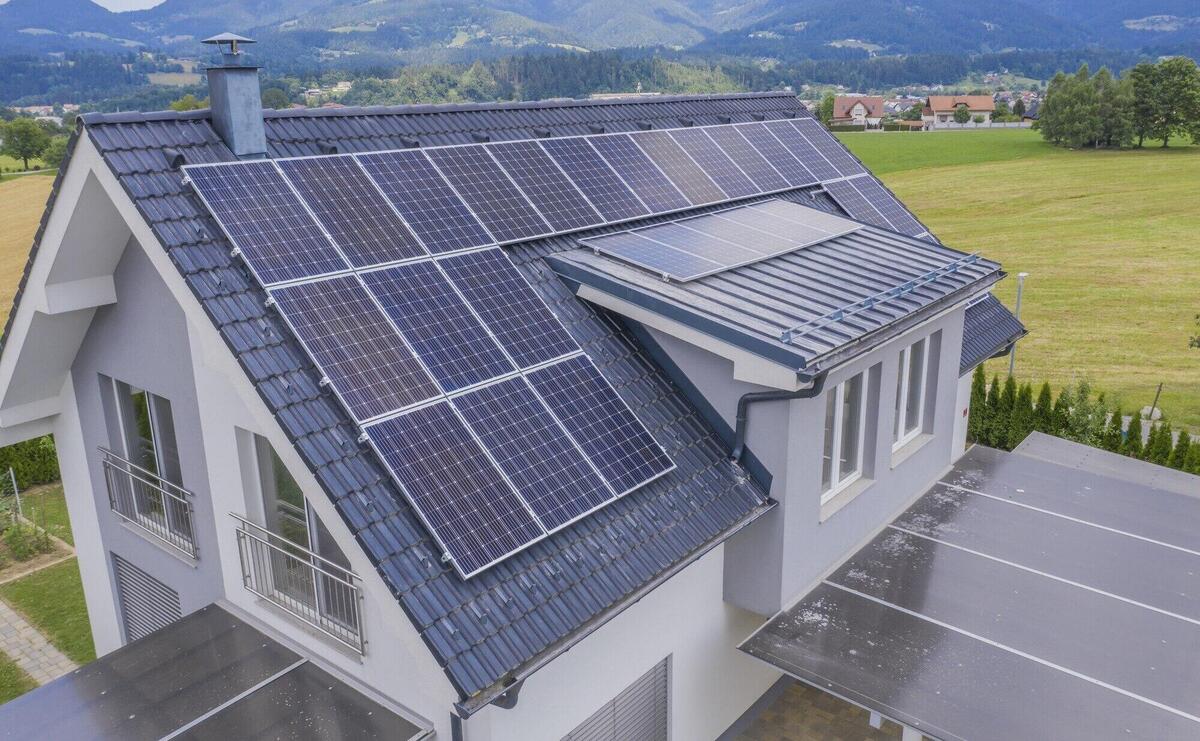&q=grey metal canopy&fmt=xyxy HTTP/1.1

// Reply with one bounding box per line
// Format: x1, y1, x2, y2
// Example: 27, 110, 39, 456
741, 434, 1200, 741
0, 605, 427, 740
